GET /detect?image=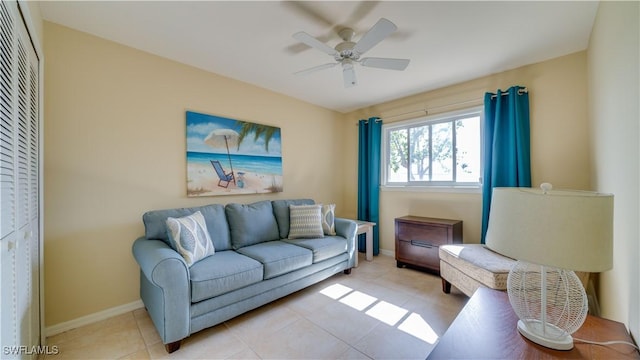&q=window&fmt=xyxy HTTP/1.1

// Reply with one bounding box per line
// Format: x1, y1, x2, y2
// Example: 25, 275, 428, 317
382, 107, 482, 188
